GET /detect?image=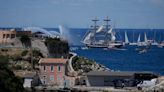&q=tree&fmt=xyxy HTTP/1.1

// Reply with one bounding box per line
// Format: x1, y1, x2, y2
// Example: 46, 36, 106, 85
20, 35, 31, 48
45, 38, 69, 58
0, 55, 25, 92
0, 68, 25, 92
